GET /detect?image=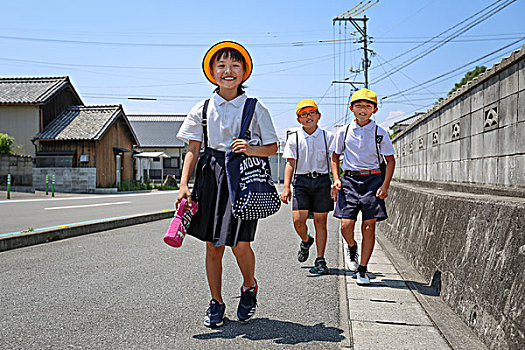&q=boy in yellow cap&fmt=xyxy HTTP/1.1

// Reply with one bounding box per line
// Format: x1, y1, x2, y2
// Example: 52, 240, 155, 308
280, 99, 335, 274
329, 88, 395, 285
